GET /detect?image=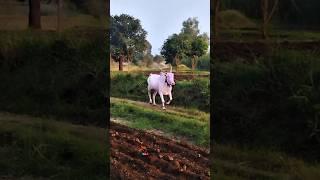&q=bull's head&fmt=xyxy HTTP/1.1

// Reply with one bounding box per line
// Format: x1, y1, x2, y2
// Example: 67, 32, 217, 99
165, 65, 175, 86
